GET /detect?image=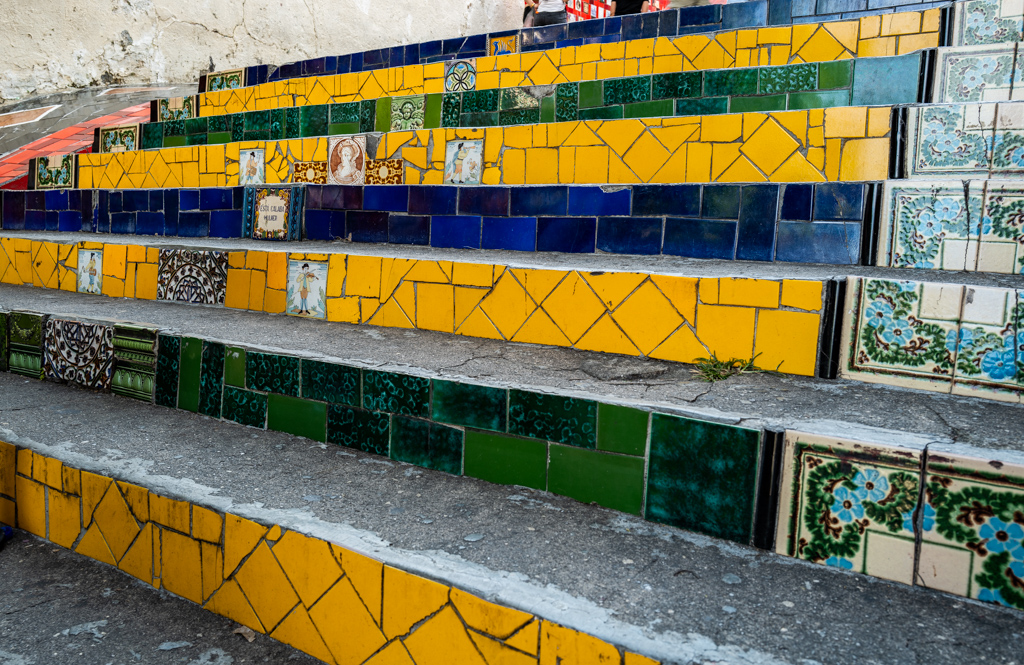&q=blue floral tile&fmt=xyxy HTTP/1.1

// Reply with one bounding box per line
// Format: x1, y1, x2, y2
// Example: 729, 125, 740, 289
953, 0, 1024, 46
877, 181, 982, 271
905, 104, 994, 178
933, 45, 1016, 103
991, 102, 1024, 175
977, 182, 1024, 273
951, 286, 1022, 401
